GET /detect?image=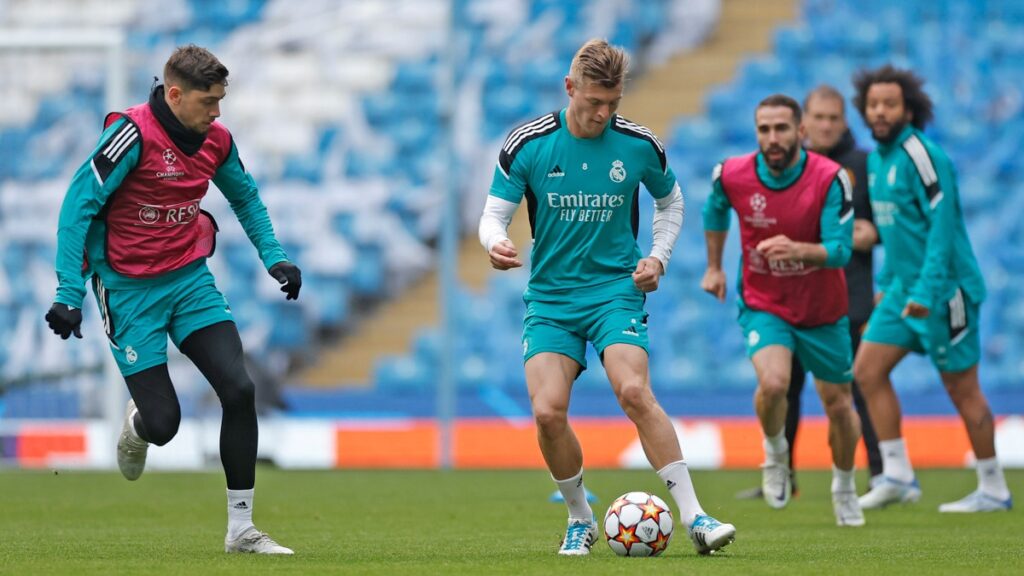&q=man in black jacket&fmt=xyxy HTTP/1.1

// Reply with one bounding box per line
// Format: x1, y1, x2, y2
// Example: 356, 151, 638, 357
738, 85, 881, 499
